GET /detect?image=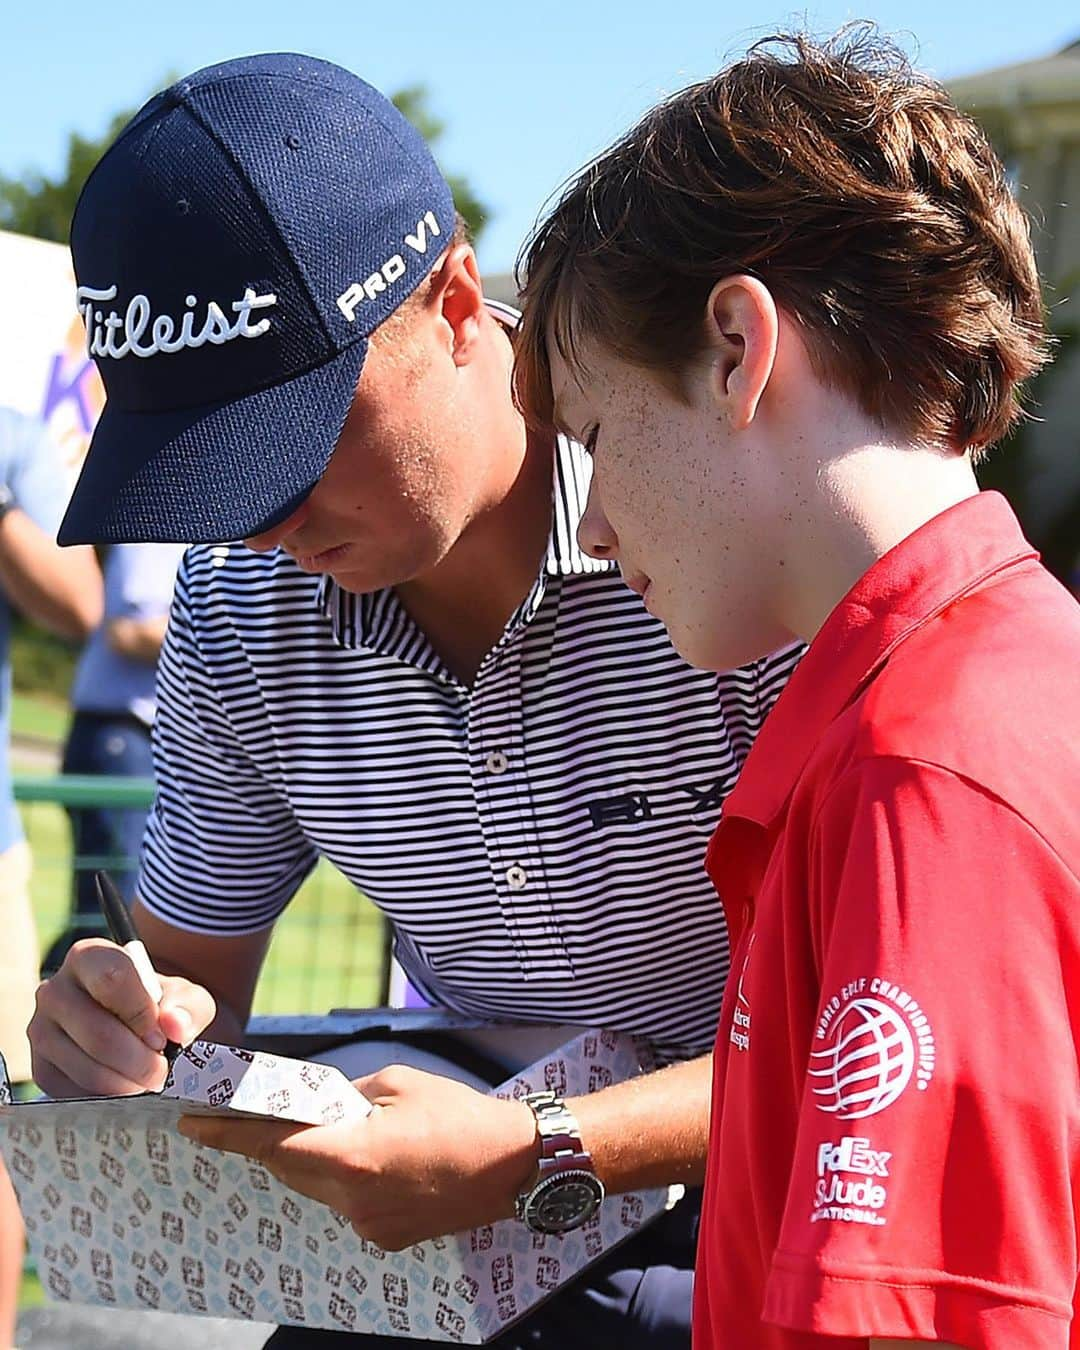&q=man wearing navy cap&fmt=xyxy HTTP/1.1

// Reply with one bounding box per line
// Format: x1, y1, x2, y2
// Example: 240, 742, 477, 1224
30, 54, 803, 1347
